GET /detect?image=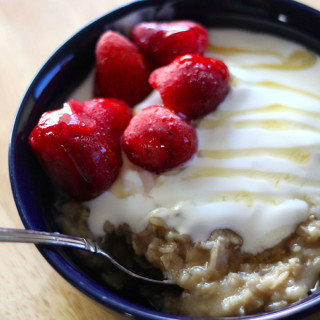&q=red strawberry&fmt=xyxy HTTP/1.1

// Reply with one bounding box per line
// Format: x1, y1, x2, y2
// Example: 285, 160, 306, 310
122, 105, 197, 172
131, 21, 208, 68
149, 54, 230, 120
95, 30, 152, 106
83, 98, 133, 148
29, 98, 132, 201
